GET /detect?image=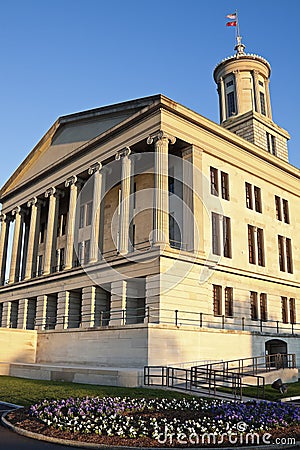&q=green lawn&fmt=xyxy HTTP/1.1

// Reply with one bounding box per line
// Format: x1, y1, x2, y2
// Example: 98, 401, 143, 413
242, 380, 300, 401
0, 376, 191, 408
